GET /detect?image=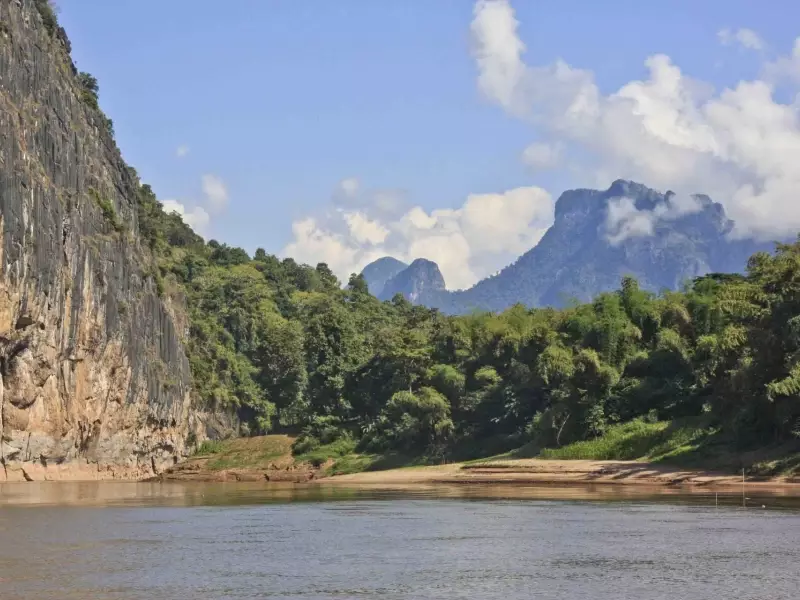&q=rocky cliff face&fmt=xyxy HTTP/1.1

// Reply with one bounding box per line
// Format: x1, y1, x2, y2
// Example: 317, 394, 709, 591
0, 0, 201, 480
361, 256, 408, 297
378, 258, 446, 303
